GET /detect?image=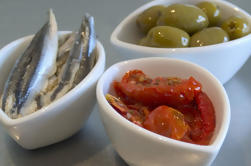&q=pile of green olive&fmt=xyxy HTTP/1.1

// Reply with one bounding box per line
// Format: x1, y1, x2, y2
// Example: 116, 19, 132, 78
136, 1, 250, 48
